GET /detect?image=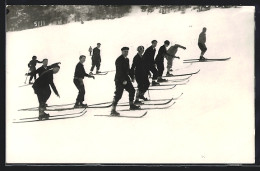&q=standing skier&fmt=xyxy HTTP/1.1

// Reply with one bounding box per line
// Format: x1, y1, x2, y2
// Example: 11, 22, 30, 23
27, 56, 43, 84
143, 40, 160, 86
32, 64, 60, 120
130, 46, 150, 104
165, 44, 186, 76
26, 58, 61, 77
89, 43, 101, 75
155, 40, 170, 82
111, 47, 141, 116
198, 27, 207, 60
74, 55, 95, 108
